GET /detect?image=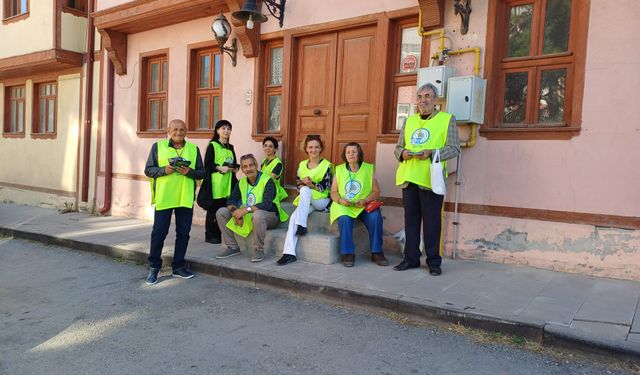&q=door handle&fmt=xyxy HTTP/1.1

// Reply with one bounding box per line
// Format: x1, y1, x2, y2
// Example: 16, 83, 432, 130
313, 109, 322, 116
